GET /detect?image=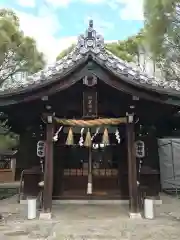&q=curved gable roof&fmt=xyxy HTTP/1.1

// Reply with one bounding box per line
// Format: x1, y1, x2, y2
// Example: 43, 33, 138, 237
0, 20, 180, 96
